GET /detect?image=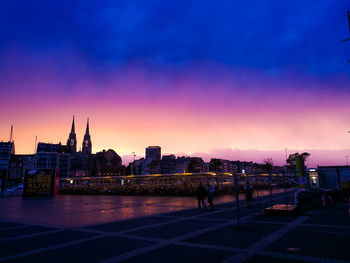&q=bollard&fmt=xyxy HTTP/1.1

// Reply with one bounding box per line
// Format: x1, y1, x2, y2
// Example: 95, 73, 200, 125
294, 190, 298, 205
322, 194, 326, 207
269, 175, 273, 207
234, 173, 240, 227
255, 175, 262, 214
